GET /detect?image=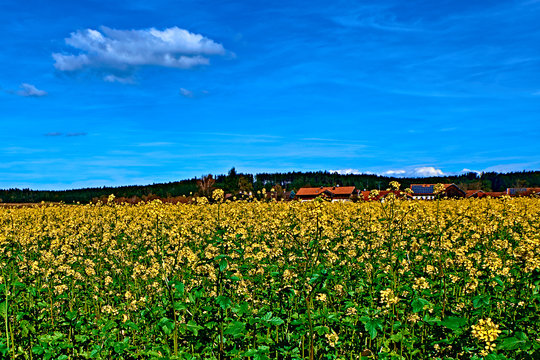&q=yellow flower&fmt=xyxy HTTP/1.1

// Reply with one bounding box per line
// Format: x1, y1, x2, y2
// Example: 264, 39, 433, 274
433, 183, 445, 194
212, 189, 224, 202
389, 181, 400, 191
325, 330, 339, 347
